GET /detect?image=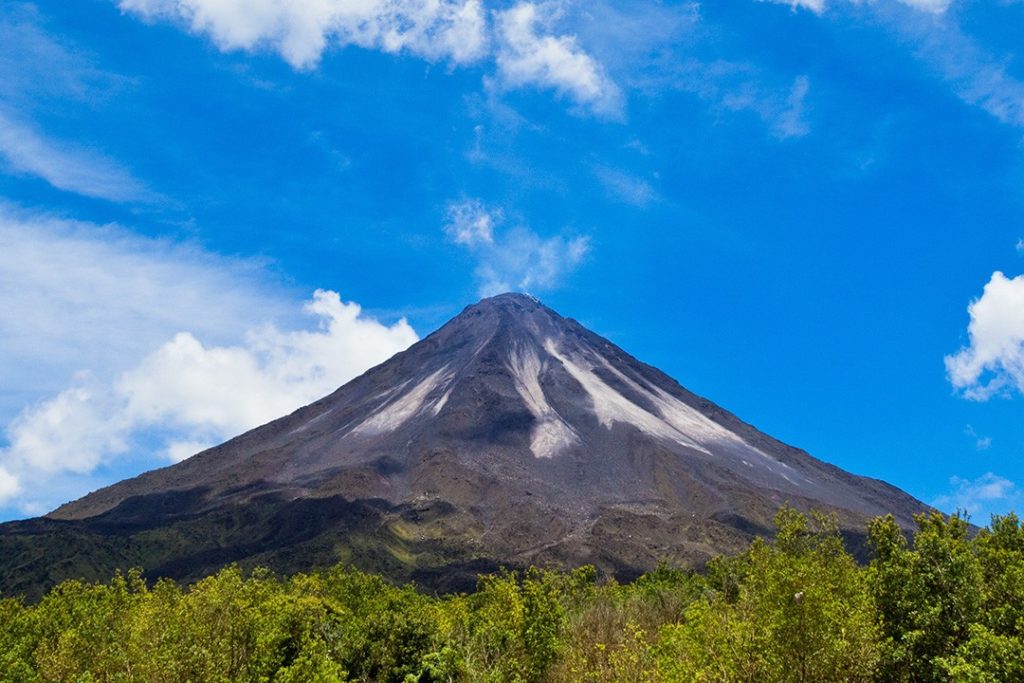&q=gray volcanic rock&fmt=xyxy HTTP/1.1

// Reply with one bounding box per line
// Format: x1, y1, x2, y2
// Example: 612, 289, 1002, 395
1, 293, 928, 597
